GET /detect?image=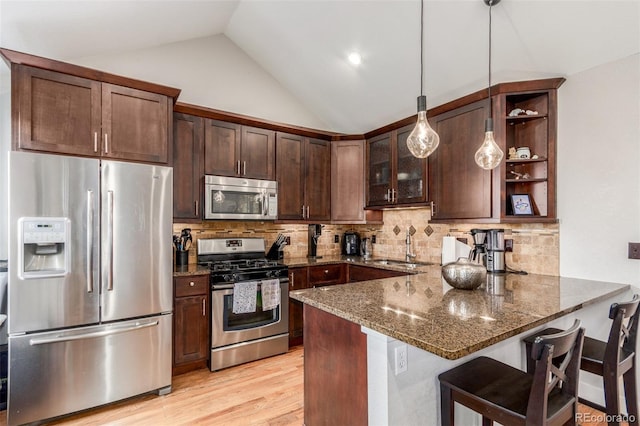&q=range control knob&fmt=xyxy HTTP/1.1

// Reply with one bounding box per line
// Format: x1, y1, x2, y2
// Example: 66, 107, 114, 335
223, 274, 235, 282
